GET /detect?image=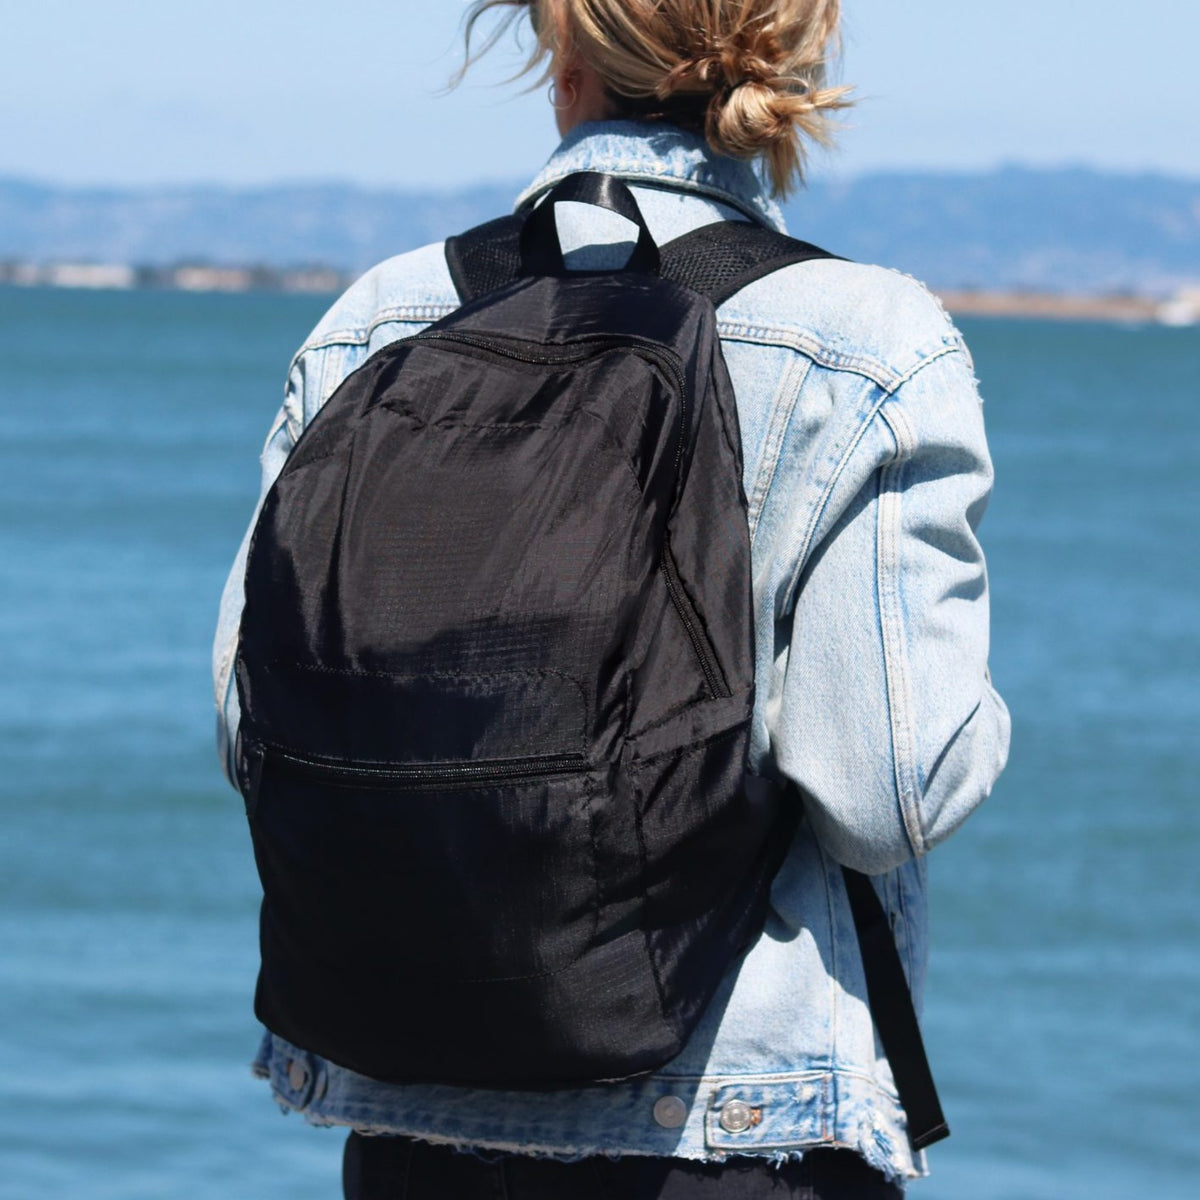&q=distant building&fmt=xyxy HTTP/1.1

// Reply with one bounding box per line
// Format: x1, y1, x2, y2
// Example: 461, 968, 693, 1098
0, 259, 350, 294
170, 265, 256, 292
1157, 287, 1200, 327
280, 267, 347, 294
44, 263, 136, 290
